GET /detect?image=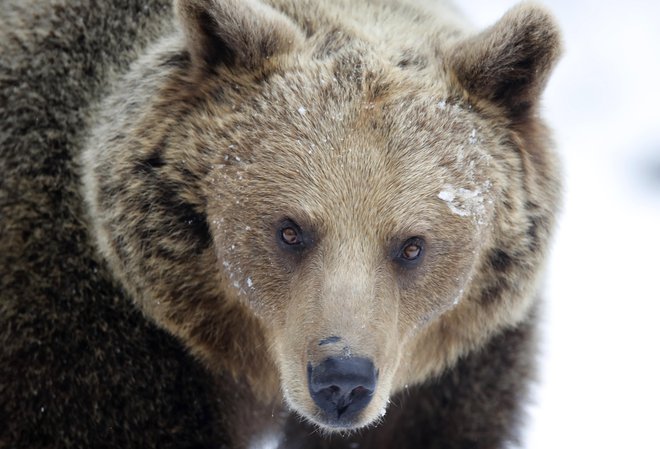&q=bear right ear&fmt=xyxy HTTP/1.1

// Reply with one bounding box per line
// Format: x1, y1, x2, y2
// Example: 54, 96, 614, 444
447, 4, 562, 120
175, 0, 303, 71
